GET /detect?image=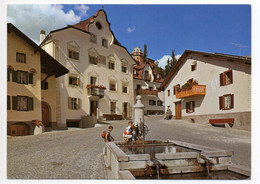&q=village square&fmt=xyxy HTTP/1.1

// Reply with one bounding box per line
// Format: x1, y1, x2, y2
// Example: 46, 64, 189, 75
5, 4, 251, 180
